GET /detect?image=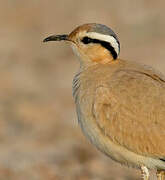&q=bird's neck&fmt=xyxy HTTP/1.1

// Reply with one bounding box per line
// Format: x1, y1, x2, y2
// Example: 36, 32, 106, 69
82, 47, 115, 68
71, 44, 115, 69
